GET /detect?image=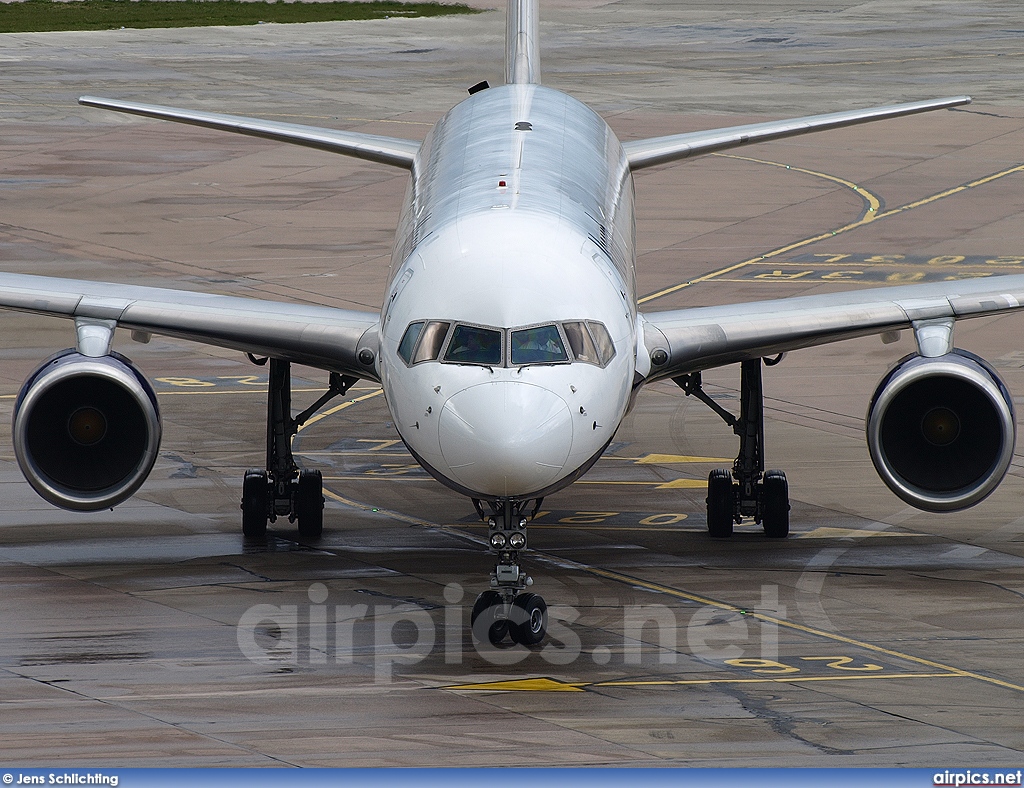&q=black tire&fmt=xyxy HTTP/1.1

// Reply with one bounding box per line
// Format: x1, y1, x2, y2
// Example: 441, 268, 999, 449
471, 591, 510, 646
762, 469, 790, 539
296, 468, 324, 540
509, 593, 547, 646
706, 468, 735, 538
241, 469, 268, 539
